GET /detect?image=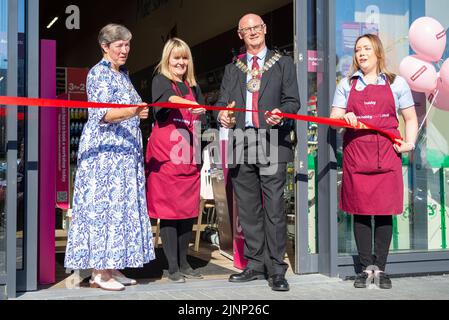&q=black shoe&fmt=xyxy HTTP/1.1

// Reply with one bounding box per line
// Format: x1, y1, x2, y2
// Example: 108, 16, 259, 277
354, 271, 373, 288
229, 268, 266, 283
375, 272, 392, 289
180, 267, 203, 279
268, 275, 290, 292
168, 271, 185, 283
